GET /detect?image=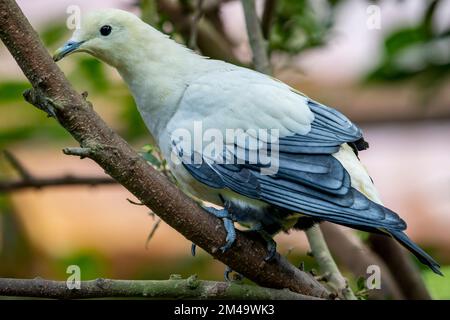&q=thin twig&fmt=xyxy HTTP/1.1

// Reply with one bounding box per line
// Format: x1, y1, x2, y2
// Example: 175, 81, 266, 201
188, 0, 205, 50
154, 0, 242, 64
145, 217, 162, 249
0, 150, 116, 193
305, 225, 357, 300
0, 175, 116, 193
241, 0, 271, 74
0, 277, 320, 300
3, 150, 33, 180
261, 0, 277, 40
